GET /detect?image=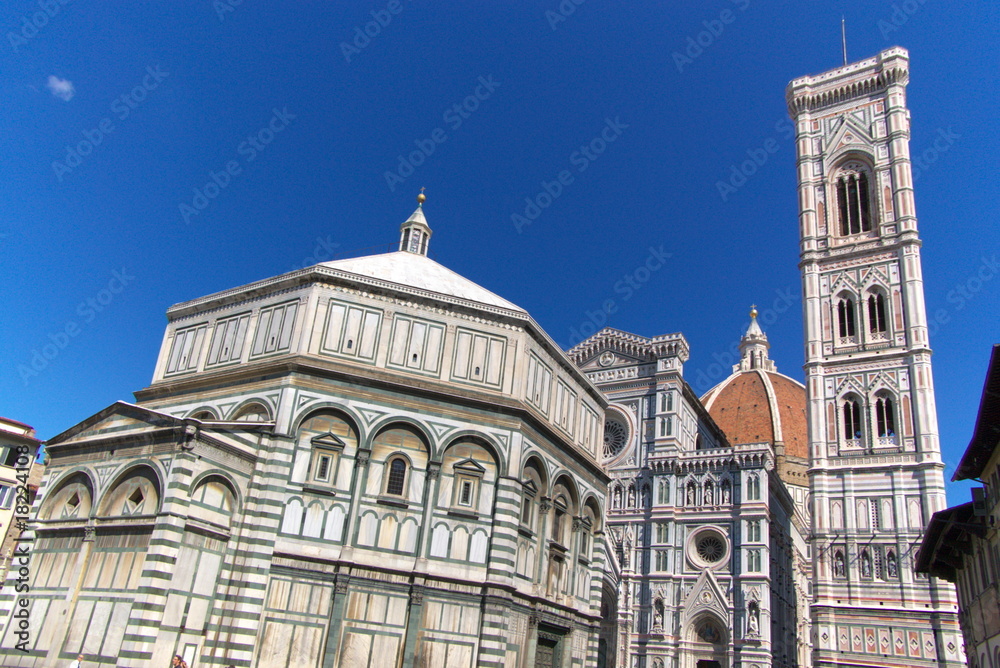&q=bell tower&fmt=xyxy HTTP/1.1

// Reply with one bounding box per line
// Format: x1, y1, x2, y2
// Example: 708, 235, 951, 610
787, 48, 963, 667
